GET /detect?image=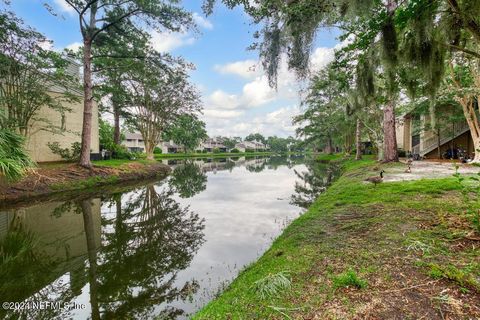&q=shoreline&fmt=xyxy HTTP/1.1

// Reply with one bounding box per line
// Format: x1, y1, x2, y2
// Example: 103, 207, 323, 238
194, 155, 480, 319
0, 161, 171, 207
